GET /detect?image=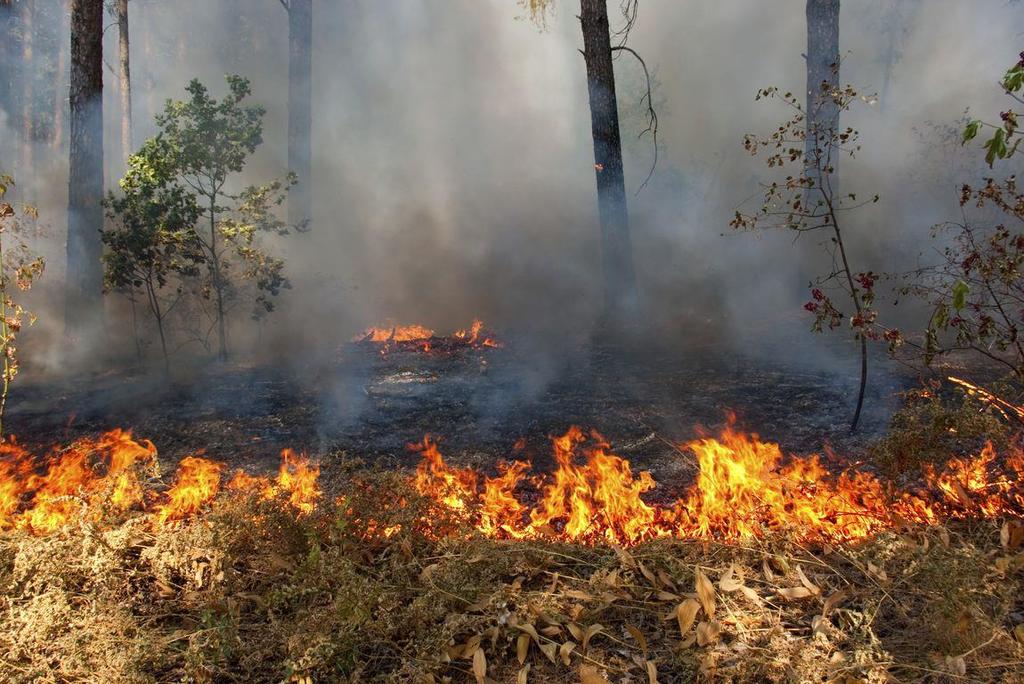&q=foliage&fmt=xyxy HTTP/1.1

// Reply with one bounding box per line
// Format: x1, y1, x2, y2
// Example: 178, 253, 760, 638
0, 174, 44, 440
105, 76, 299, 363
869, 385, 1012, 477
897, 53, 1024, 385
962, 52, 1024, 167
102, 139, 204, 371
731, 82, 882, 430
